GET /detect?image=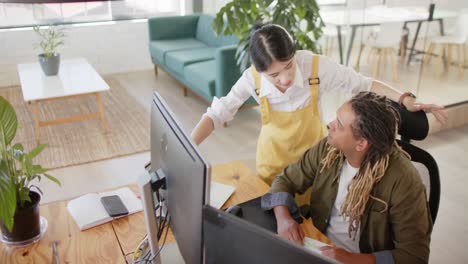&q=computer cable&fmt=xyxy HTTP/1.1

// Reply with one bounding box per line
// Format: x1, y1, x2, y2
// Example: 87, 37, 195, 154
129, 190, 167, 264
145, 216, 172, 264
133, 216, 171, 264
156, 207, 168, 239
142, 215, 170, 263
131, 199, 168, 264
129, 234, 148, 262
